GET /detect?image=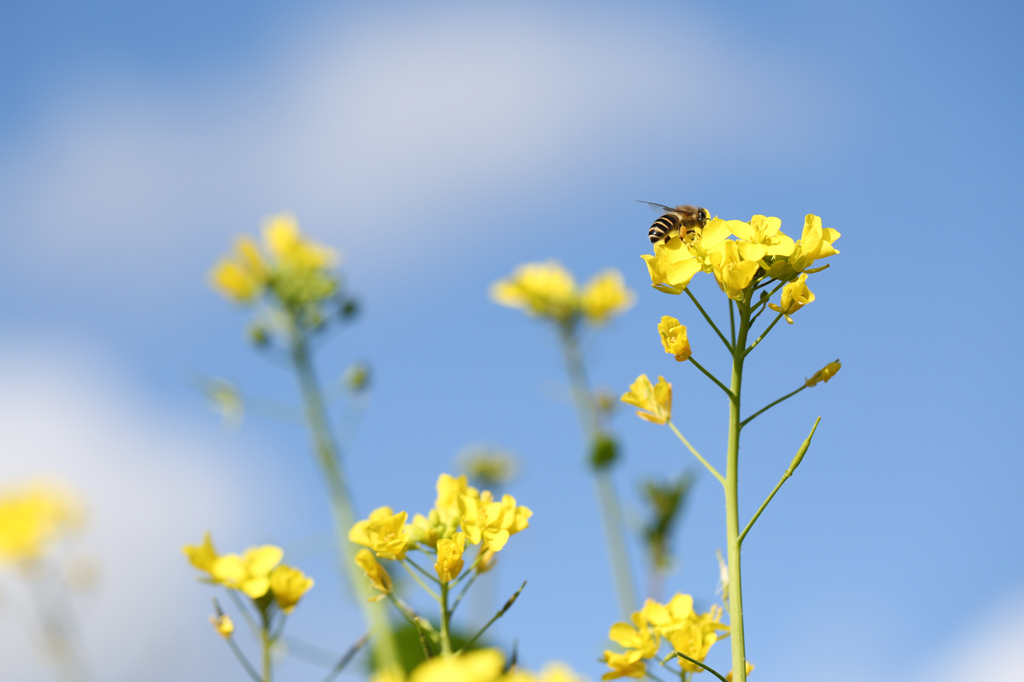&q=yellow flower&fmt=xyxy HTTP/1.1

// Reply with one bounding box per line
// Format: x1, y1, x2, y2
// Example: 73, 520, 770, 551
409, 648, 505, 682
459, 492, 532, 553
490, 261, 579, 322
210, 545, 284, 599
210, 614, 234, 638
263, 214, 337, 270
436, 473, 475, 521
349, 507, 410, 560
0, 482, 83, 564
657, 316, 691, 361
270, 564, 314, 613
620, 374, 672, 424
506, 664, 585, 682
601, 649, 646, 680
355, 548, 393, 600
210, 236, 268, 302
581, 270, 635, 323
768, 273, 815, 324
708, 240, 761, 301
182, 531, 219, 575
608, 611, 660, 659
641, 218, 731, 295
806, 360, 841, 387
435, 532, 466, 583
789, 214, 840, 273
641, 594, 695, 637
666, 604, 729, 674
726, 662, 755, 681
371, 669, 407, 682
